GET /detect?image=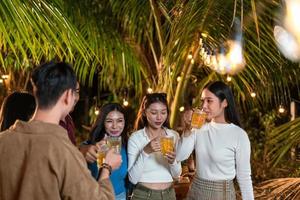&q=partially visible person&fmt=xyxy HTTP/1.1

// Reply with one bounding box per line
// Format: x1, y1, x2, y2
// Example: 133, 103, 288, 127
0, 91, 36, 131
128, 93, 181, 200
0, 61, 122, 200
59, 82, 80, 145
79, 103, 128, 200
176, 81, 254, 200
